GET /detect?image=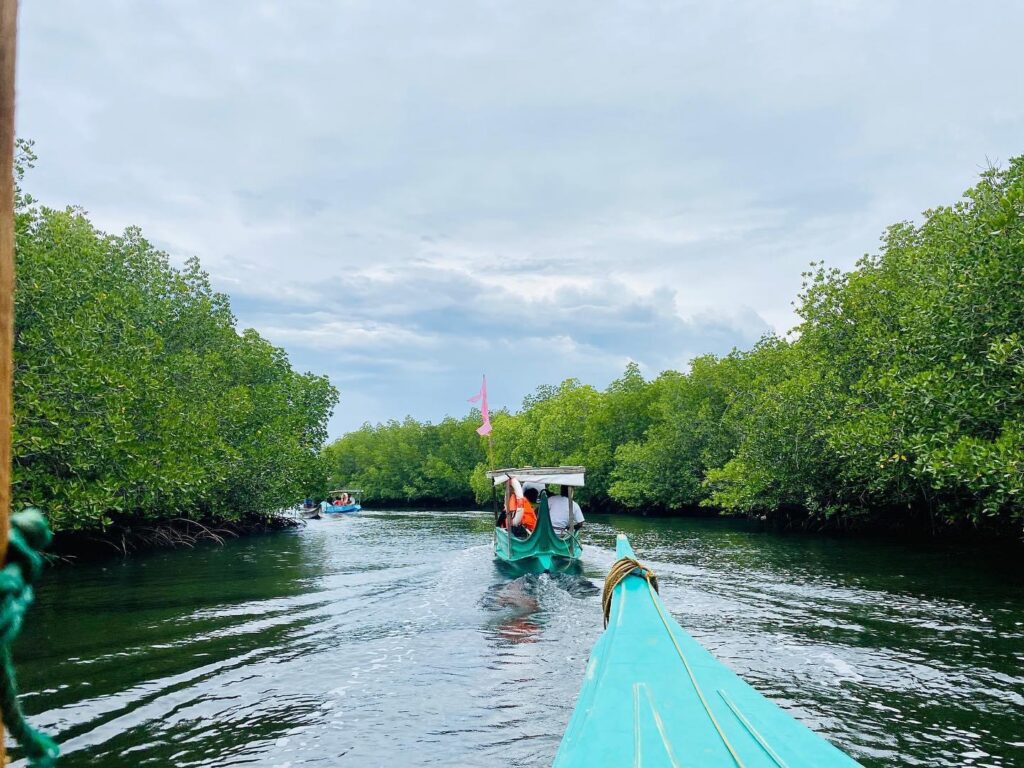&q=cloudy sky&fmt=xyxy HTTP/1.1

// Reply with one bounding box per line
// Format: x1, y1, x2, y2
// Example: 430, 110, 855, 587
15, 1, 1024, 437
